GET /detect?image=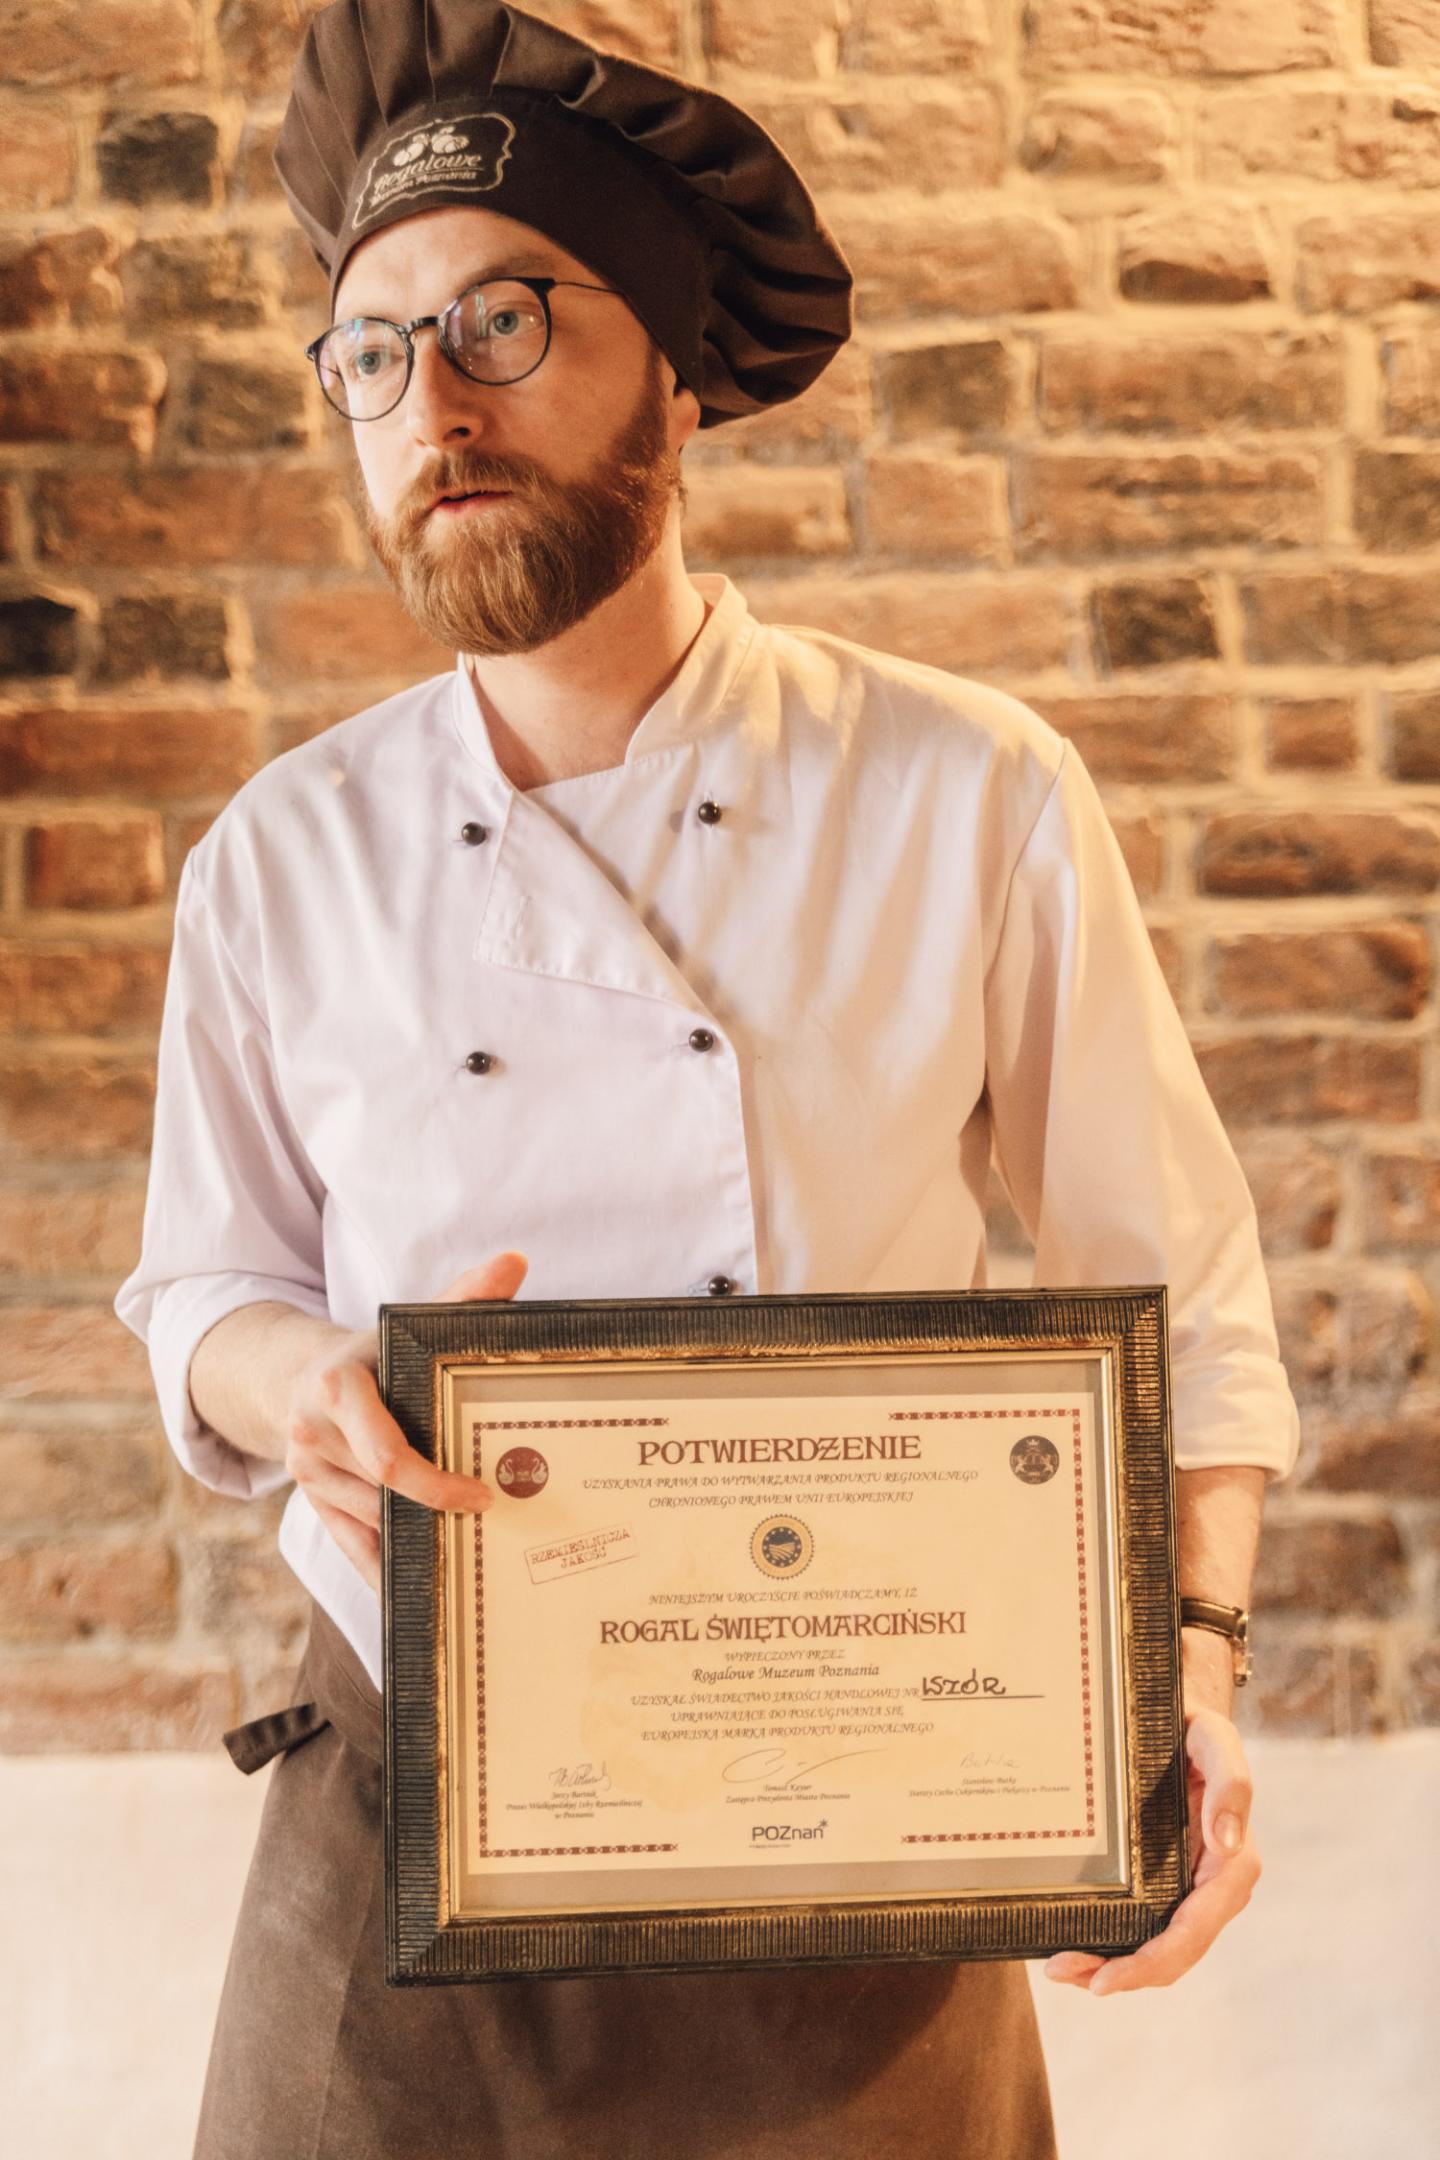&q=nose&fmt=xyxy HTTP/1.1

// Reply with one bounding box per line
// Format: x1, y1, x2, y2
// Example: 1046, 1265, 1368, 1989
403, 324, 490, 450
